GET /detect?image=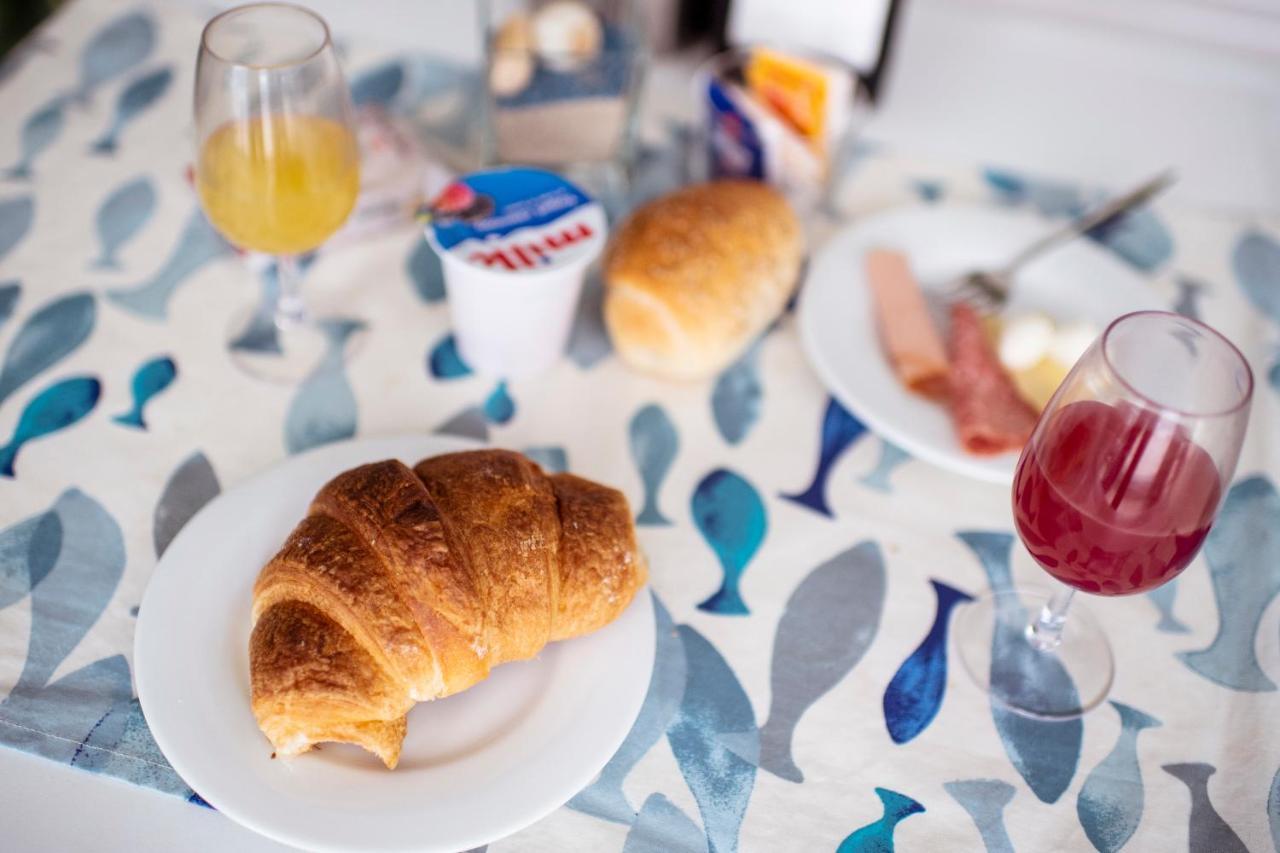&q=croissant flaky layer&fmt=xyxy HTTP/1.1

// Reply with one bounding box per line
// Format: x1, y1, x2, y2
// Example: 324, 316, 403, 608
249, 450, 647, 768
